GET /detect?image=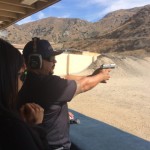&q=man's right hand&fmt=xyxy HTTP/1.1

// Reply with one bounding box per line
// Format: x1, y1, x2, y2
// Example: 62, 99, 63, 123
99, 69, 111, 83
75, 68, 111, 95
20, 103, 44, 125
